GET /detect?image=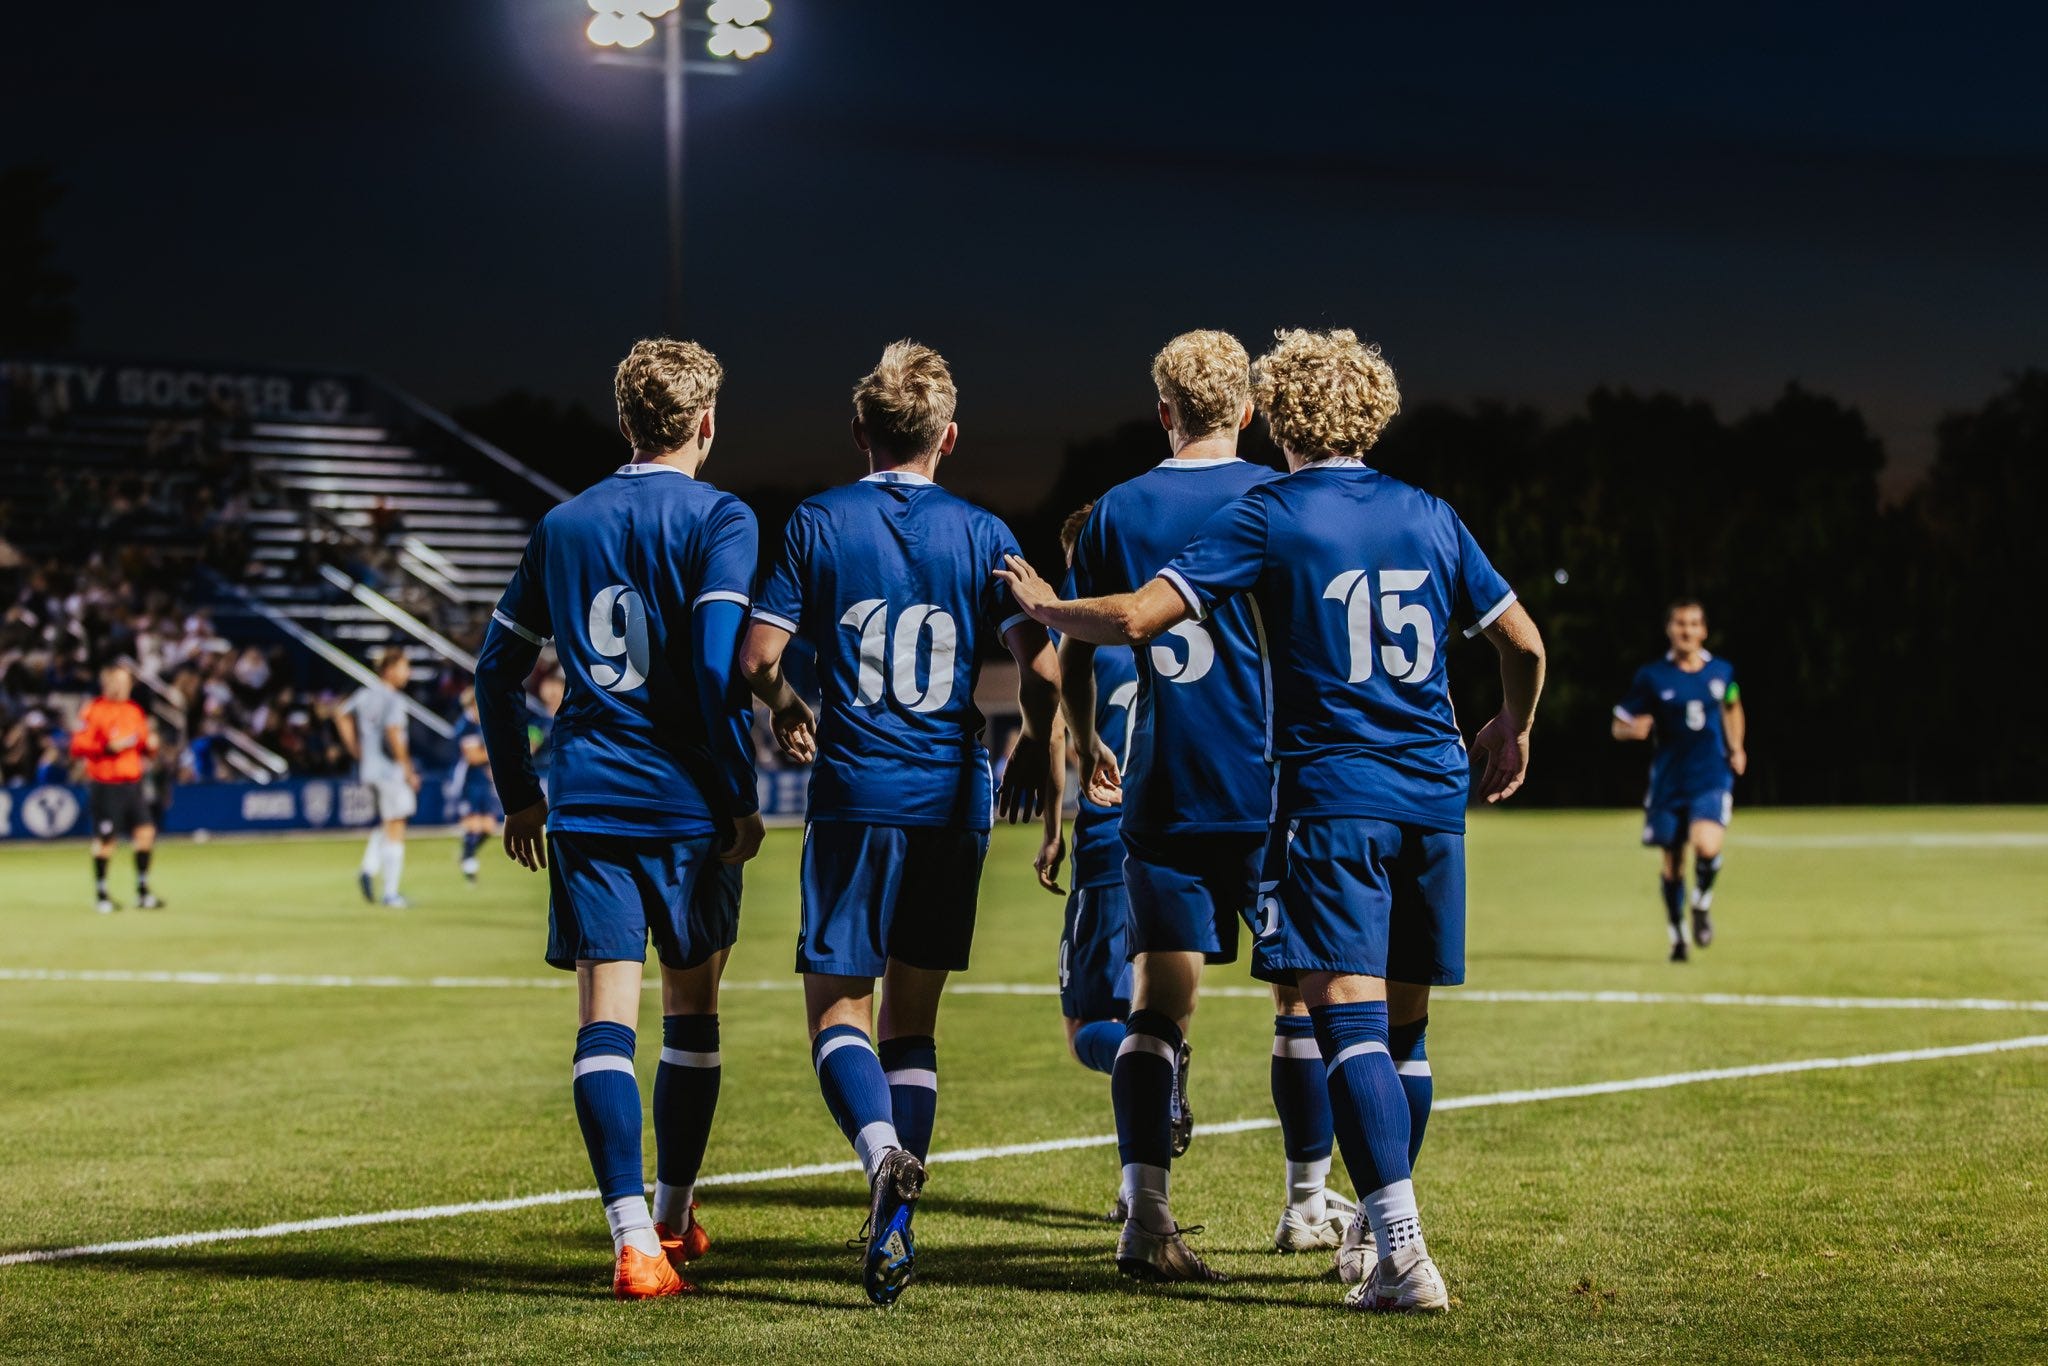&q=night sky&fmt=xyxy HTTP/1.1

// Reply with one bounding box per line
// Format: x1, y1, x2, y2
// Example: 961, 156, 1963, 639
9, 1, 2046, 503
